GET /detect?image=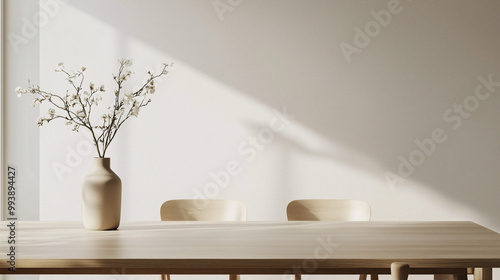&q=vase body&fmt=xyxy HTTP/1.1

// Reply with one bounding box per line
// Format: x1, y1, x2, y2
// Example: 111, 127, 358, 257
82, 157, 122, 230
